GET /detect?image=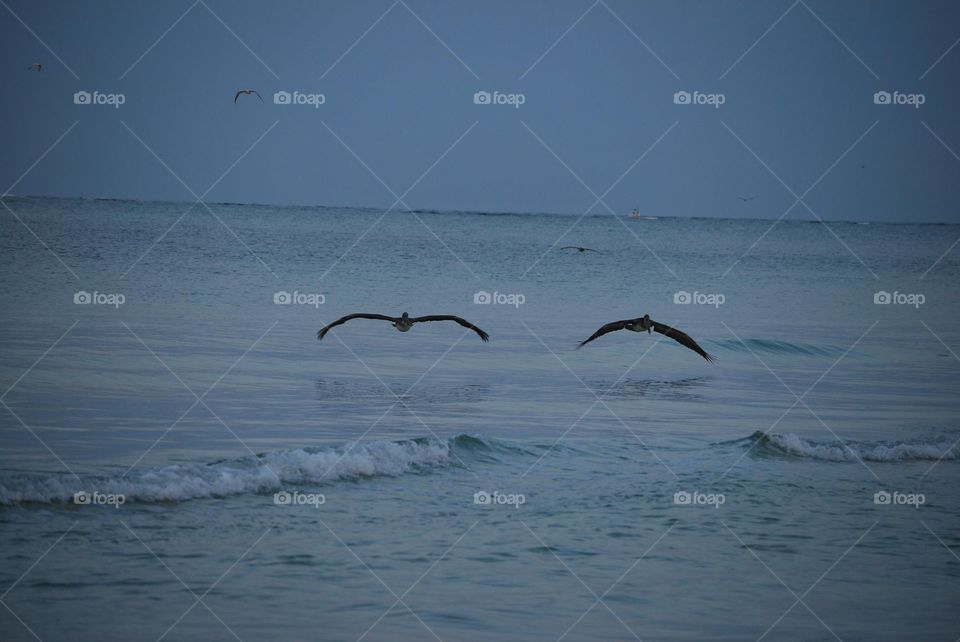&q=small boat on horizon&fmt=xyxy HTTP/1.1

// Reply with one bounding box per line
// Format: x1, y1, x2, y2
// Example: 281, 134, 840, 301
628, 209, 657, 220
